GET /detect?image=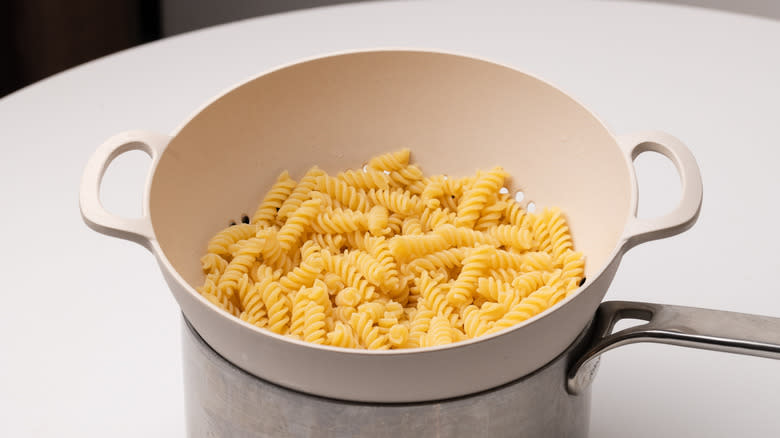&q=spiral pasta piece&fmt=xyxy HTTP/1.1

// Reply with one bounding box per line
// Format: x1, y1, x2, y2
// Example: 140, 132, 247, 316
200, 253, 228, 276
367, 149, 410, 171
533, 208, 574, 261
455, 166, 507, 228
389, 233, 449, 261
277, 166, 326, 222
421, 181, 444, 209
404, 307, 434, 348
367, 205, 391, 237
251, 171, 297, 226
344, 249, 387, 289
434, 224, 500, 247
489, 224, 534, 251
559, 250, 585, 281
365, 236, 401, 293
302, 300, 327, 344
350, 310, 389, 350
420, 207, 457, 232
511, 271, 546, 301
312, 207, 367, 235
207, 223, 256, 258
277, 198, 321, 252
388, 164, 424, 187
262, 281, 291, 334
475, 200, 506, 231
367, 189, 424, 216
217, 237, 270, 305
503, 200, 530, 229
197, 278, 240, 317
309, 233, 346, 254
321, 251, 375, 302
404, 247, 469, 275
316, 175, 370, 213
521, 251, 554, 273
327, 321, 357, 348
279, 252, 324, 294
447, 245, 495, 305
337, 168, 392, 190
387, 212, 404, 235
241, 269, 272, 327
462, 305, 490, 338
426, 316, 454, 346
